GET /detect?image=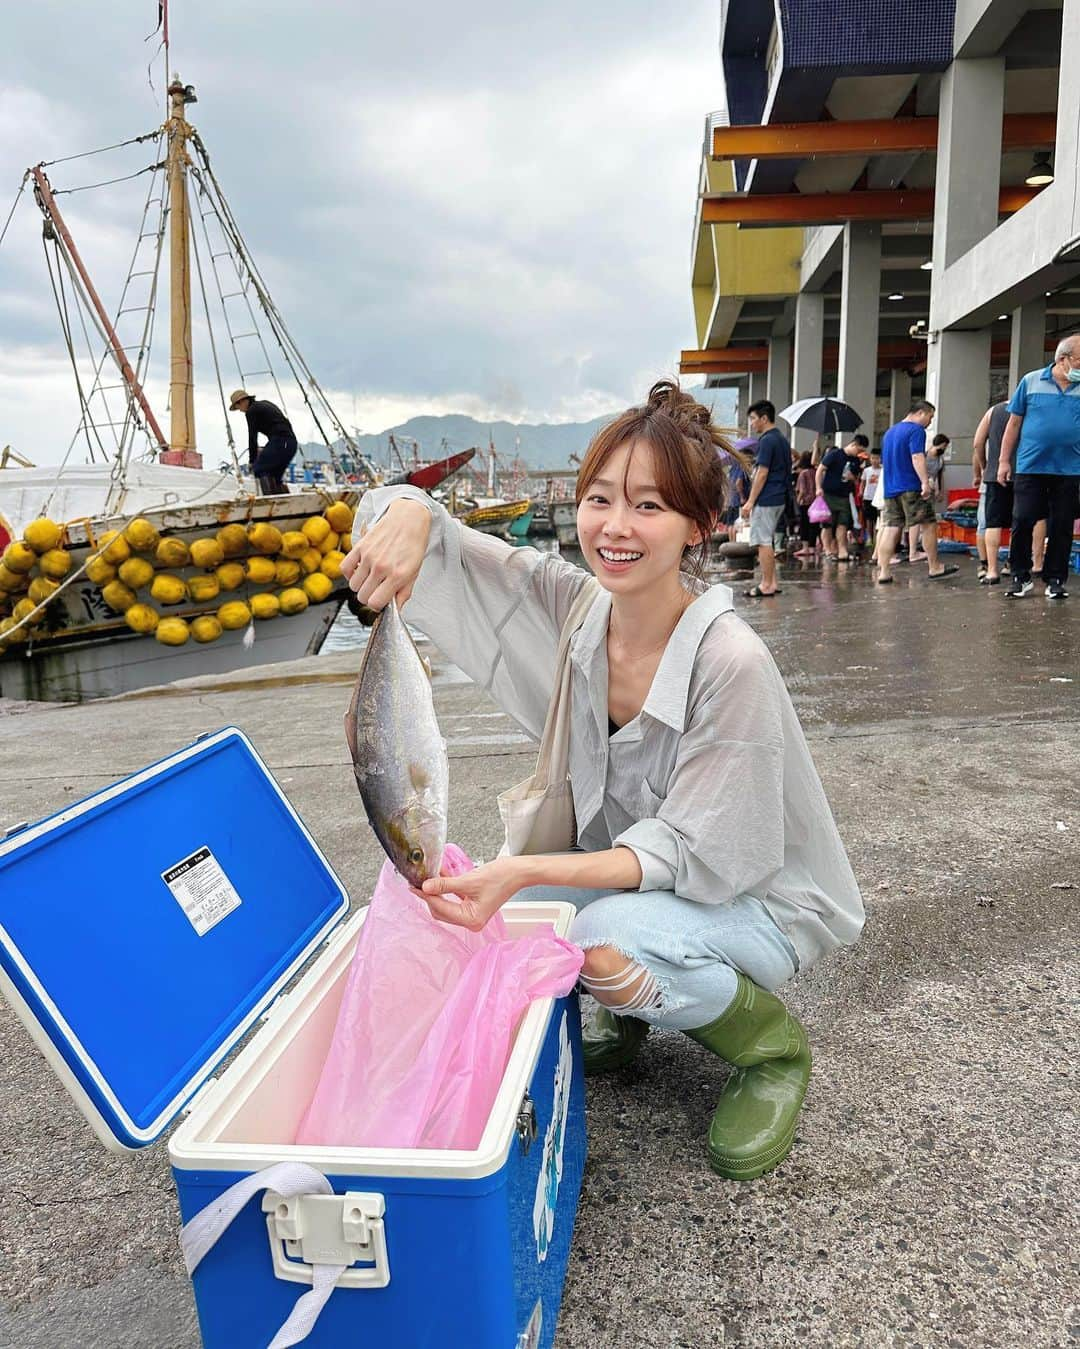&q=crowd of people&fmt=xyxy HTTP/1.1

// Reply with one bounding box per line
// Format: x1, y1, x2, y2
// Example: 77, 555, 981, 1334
732, 332, 1080, 601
